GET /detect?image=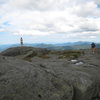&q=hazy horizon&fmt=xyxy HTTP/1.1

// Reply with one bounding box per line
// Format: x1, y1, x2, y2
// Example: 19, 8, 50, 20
0, 41, 100, 45
0, 0, 100, 44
